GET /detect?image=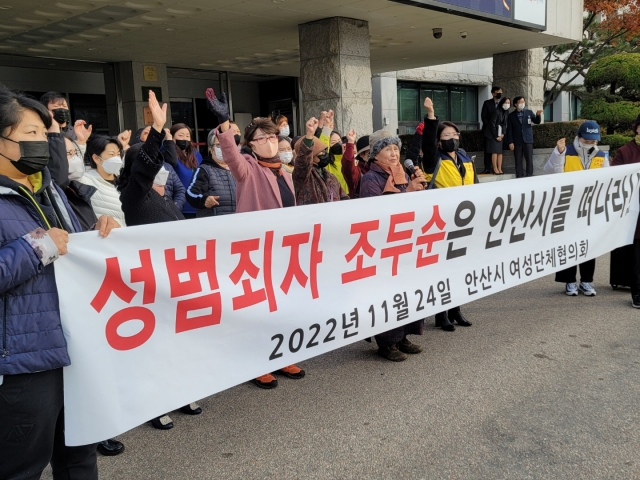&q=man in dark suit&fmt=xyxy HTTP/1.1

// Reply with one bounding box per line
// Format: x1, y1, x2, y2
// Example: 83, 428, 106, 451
480, 86, 502, 174
507, 96, 543, 177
